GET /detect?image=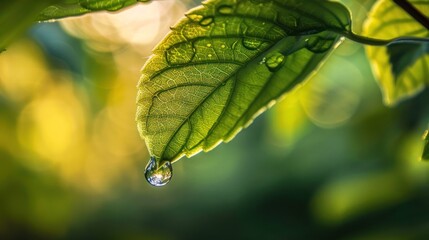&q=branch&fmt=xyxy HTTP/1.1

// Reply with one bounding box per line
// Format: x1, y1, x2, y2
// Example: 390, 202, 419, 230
393, 0, 429, 30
